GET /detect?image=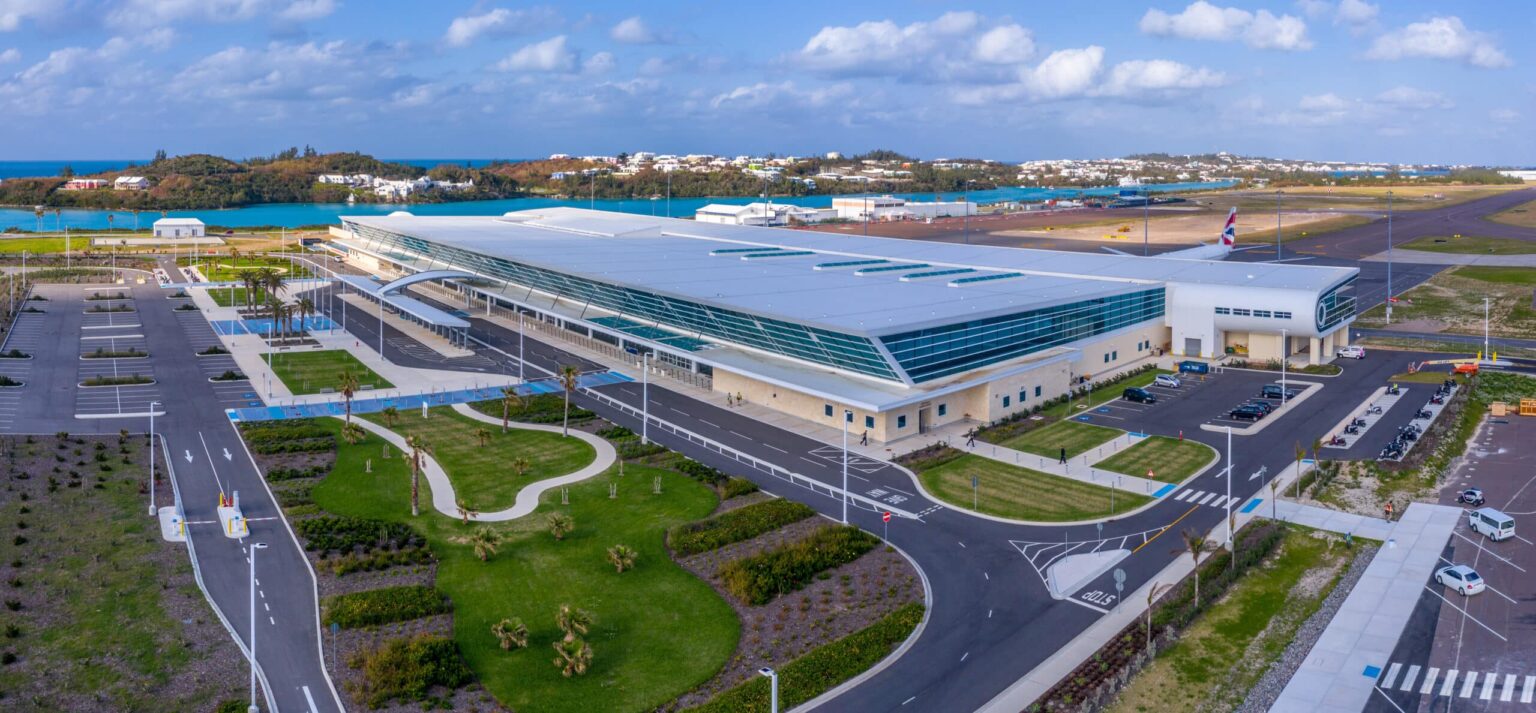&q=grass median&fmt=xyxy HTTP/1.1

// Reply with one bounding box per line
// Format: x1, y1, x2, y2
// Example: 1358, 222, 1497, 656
1400, 234, 1536, 255
309, 419, 738, 713
1354, 265, 1536, 338
995, 419, 1121, 460
205, 286, 271, 307
1095, 436, 1216, 482
915, 451, 1149, 521
269, 349, 393, 394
